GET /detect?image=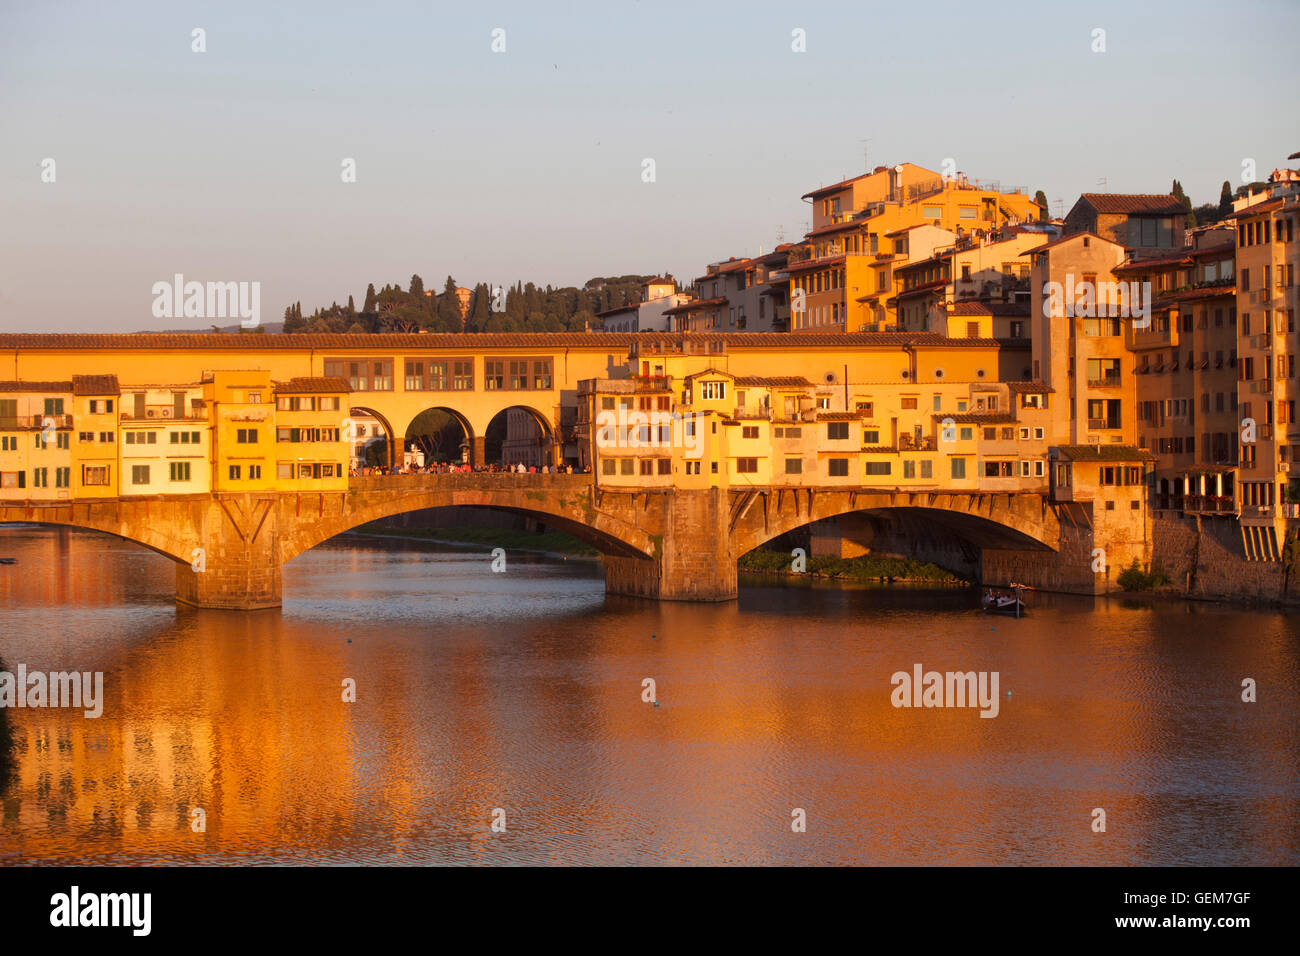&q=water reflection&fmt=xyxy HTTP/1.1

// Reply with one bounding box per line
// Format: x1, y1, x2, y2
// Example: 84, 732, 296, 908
0, 527, 1297, 865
